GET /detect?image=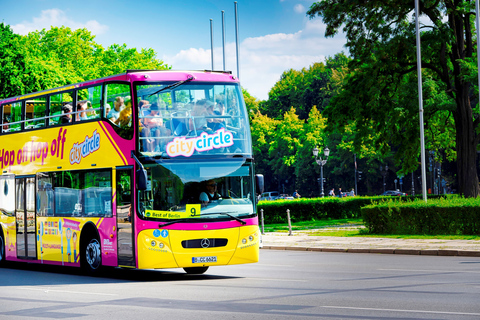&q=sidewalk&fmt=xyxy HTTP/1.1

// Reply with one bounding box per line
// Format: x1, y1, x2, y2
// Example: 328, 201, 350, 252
261, 230, 480, 257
